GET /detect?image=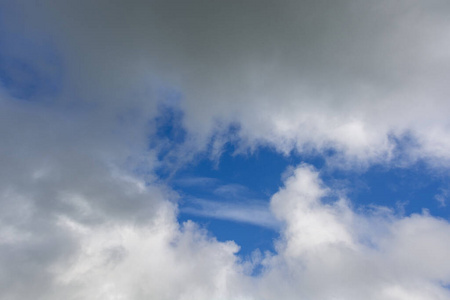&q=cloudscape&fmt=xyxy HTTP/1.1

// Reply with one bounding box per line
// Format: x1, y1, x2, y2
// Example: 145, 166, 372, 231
1, 1, 450, 299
